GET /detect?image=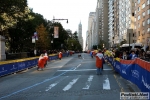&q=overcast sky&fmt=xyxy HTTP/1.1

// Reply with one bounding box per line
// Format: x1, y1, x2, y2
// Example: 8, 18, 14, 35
27, 0, 97, 48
